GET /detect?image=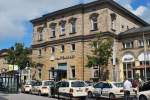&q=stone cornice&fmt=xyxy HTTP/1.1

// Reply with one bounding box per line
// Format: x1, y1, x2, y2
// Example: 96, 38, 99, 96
32, 32, 116, 48
30, 0, 149, 26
